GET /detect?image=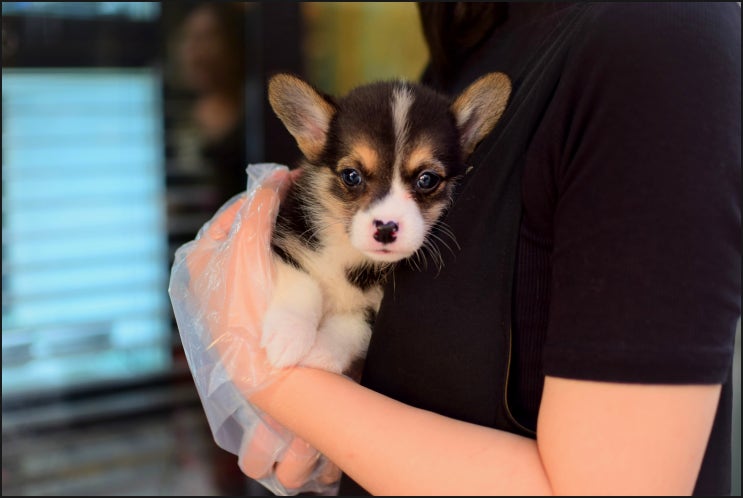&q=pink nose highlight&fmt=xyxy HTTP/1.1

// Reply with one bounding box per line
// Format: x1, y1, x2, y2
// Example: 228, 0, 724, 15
373, 220, 399, 244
